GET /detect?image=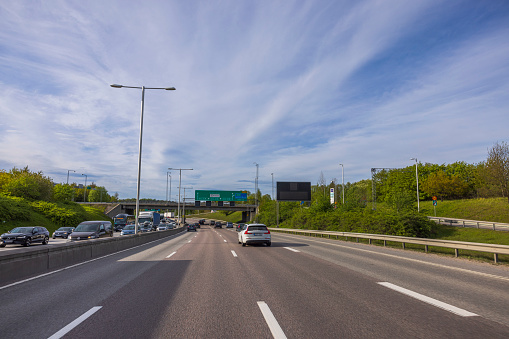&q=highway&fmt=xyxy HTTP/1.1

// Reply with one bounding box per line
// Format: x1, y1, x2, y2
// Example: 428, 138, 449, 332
1, 223, 509, 338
